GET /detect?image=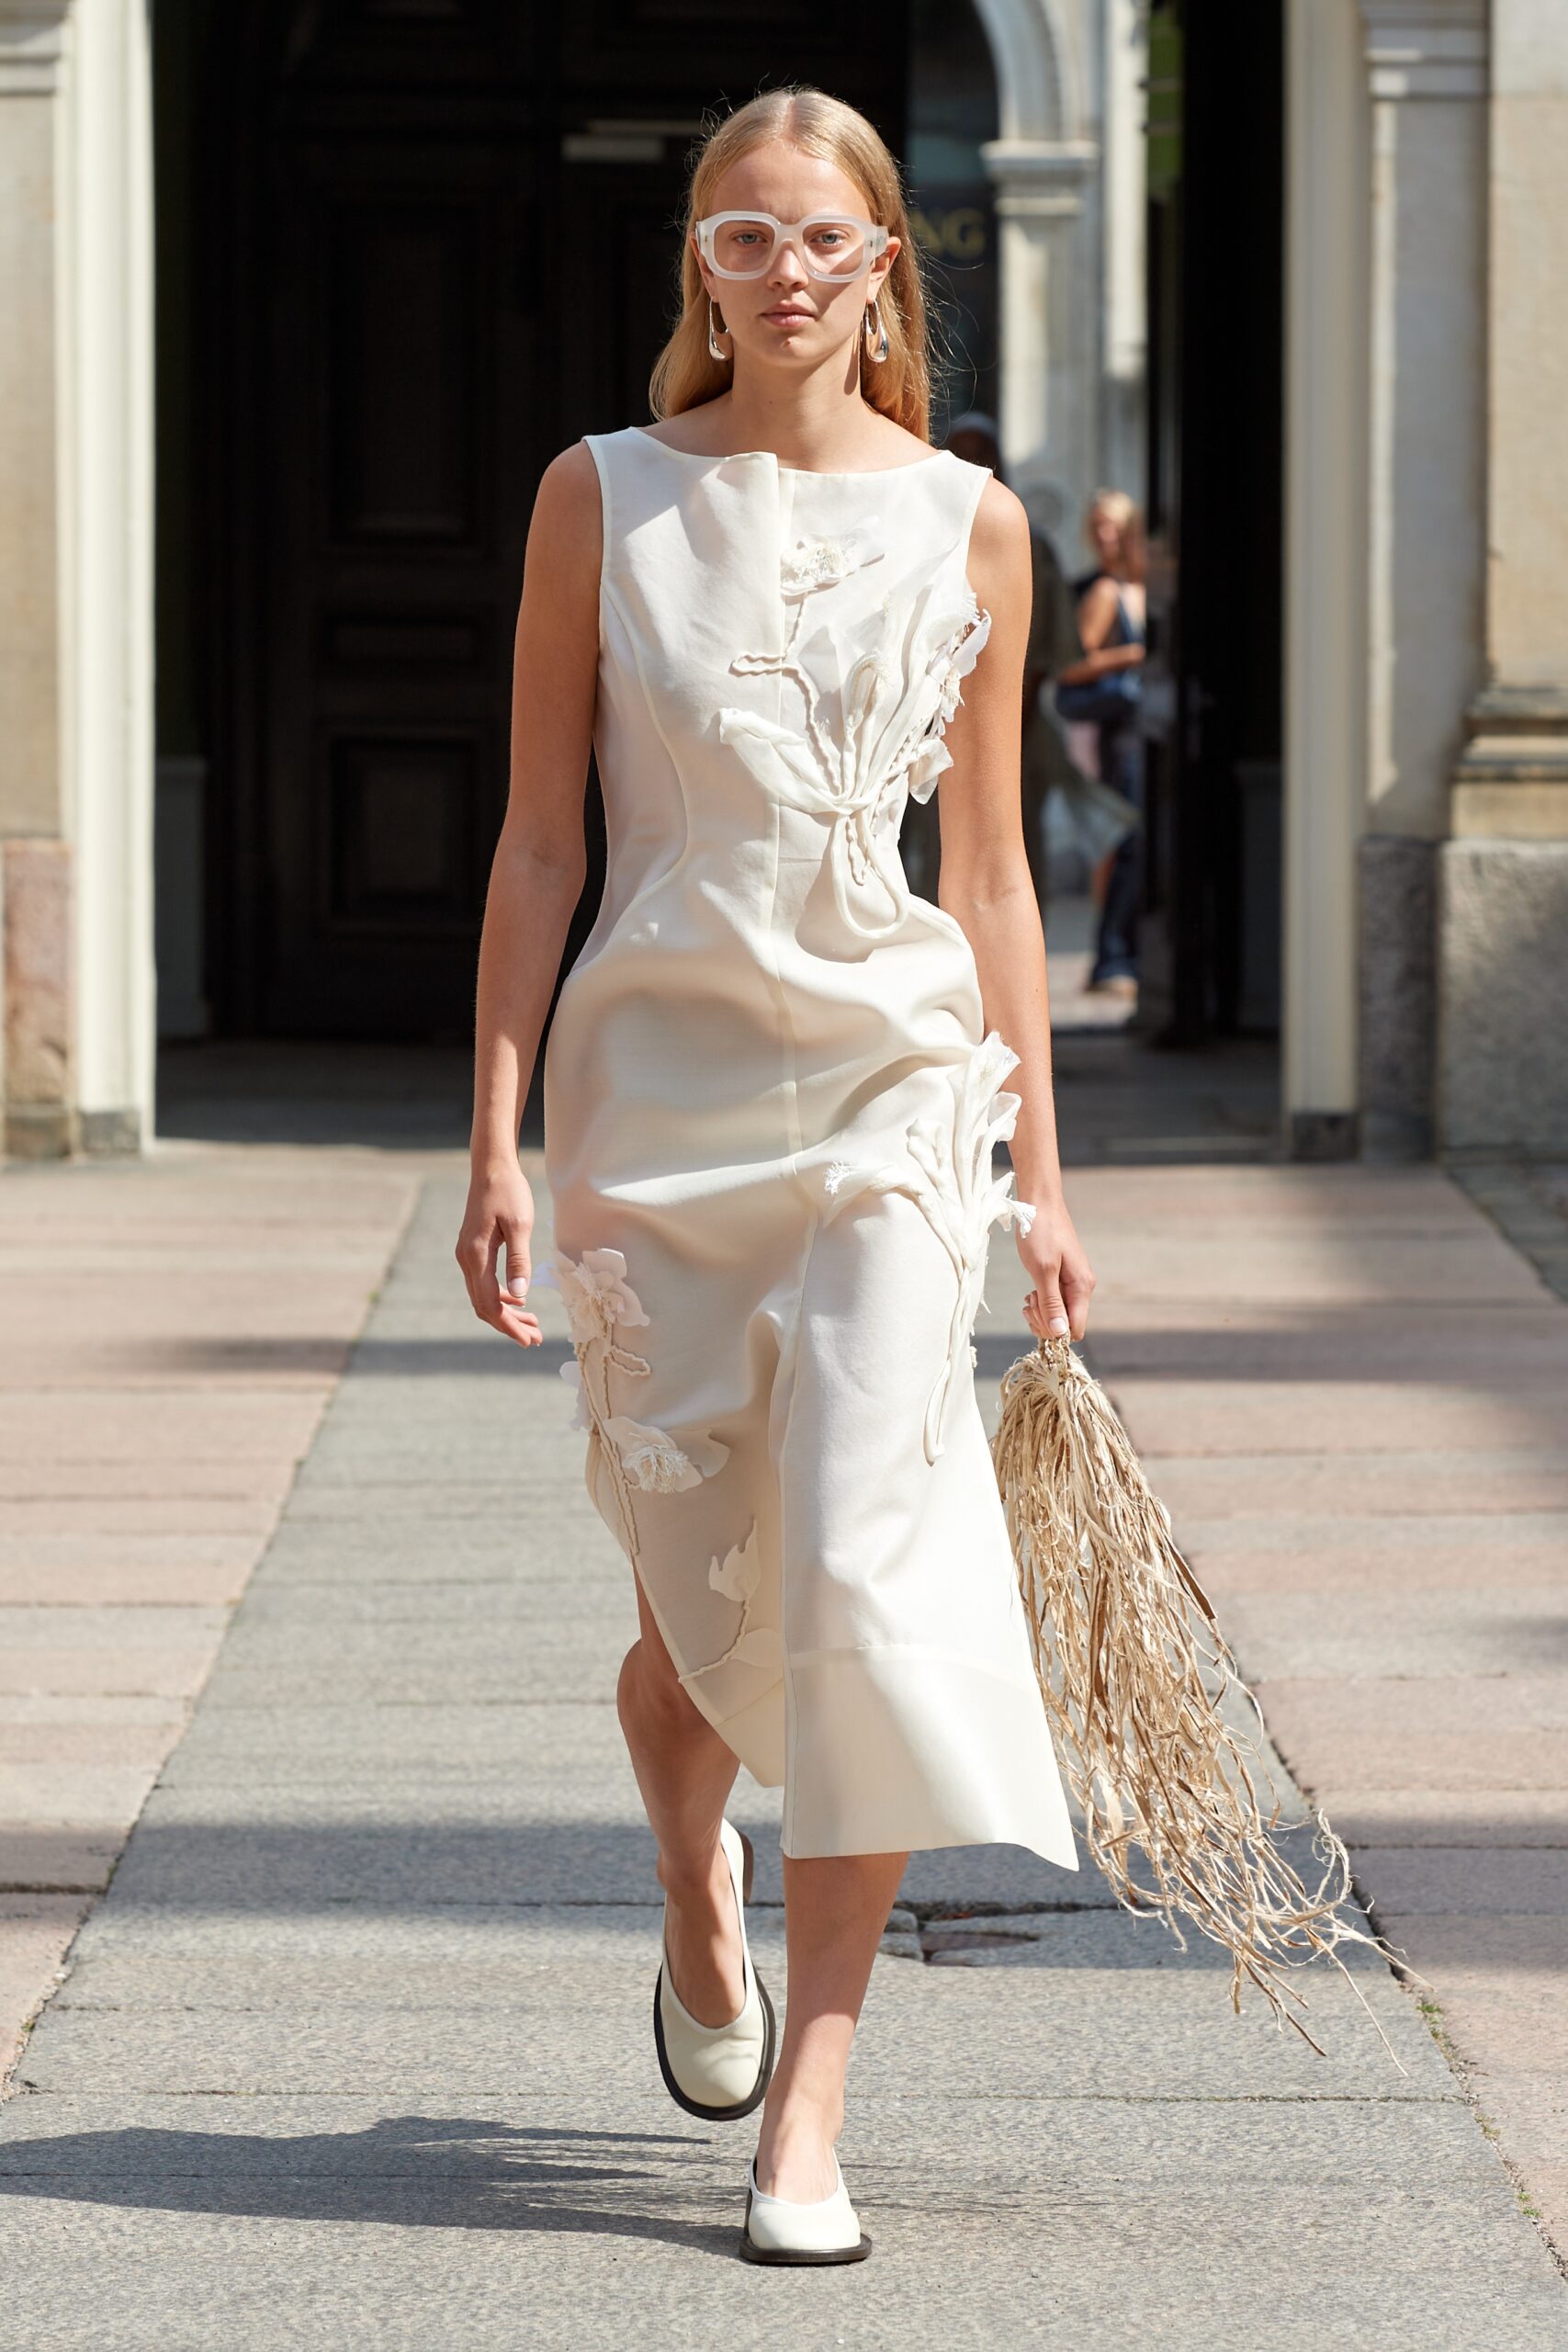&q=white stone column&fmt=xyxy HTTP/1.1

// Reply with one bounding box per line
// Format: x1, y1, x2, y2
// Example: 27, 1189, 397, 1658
1439, 0, 1568, 1149
1357, 0, 1487, 1157
980, 137, 1100, 535
0, 2, 75, 1156
1282, 0, 1370, 1156
0, 0, 154, 1156
69, 0, 156, 1150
